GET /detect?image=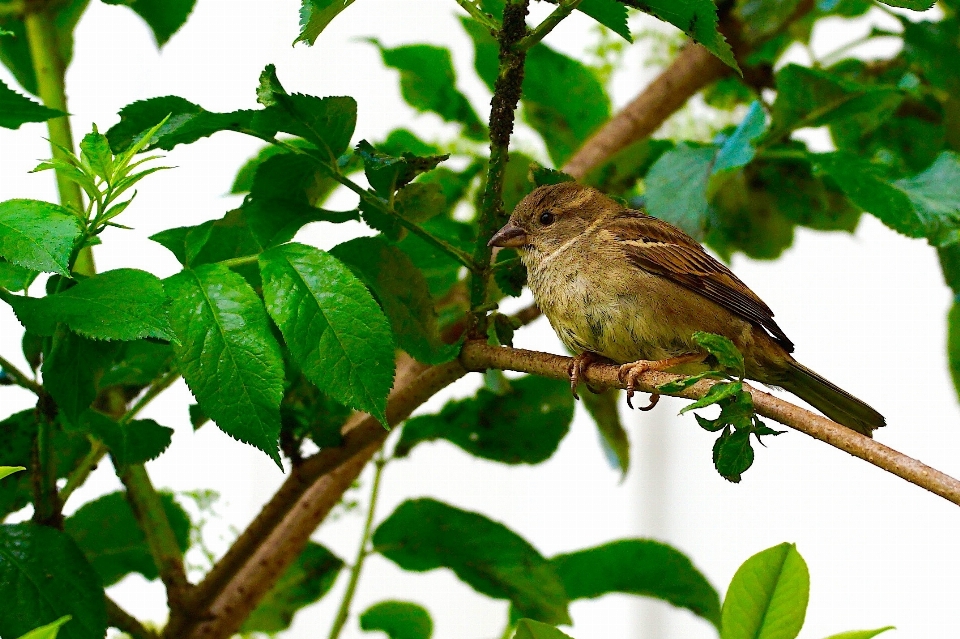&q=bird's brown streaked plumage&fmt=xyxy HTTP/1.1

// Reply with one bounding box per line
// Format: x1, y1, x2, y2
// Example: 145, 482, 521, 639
489, 181, 885, 436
